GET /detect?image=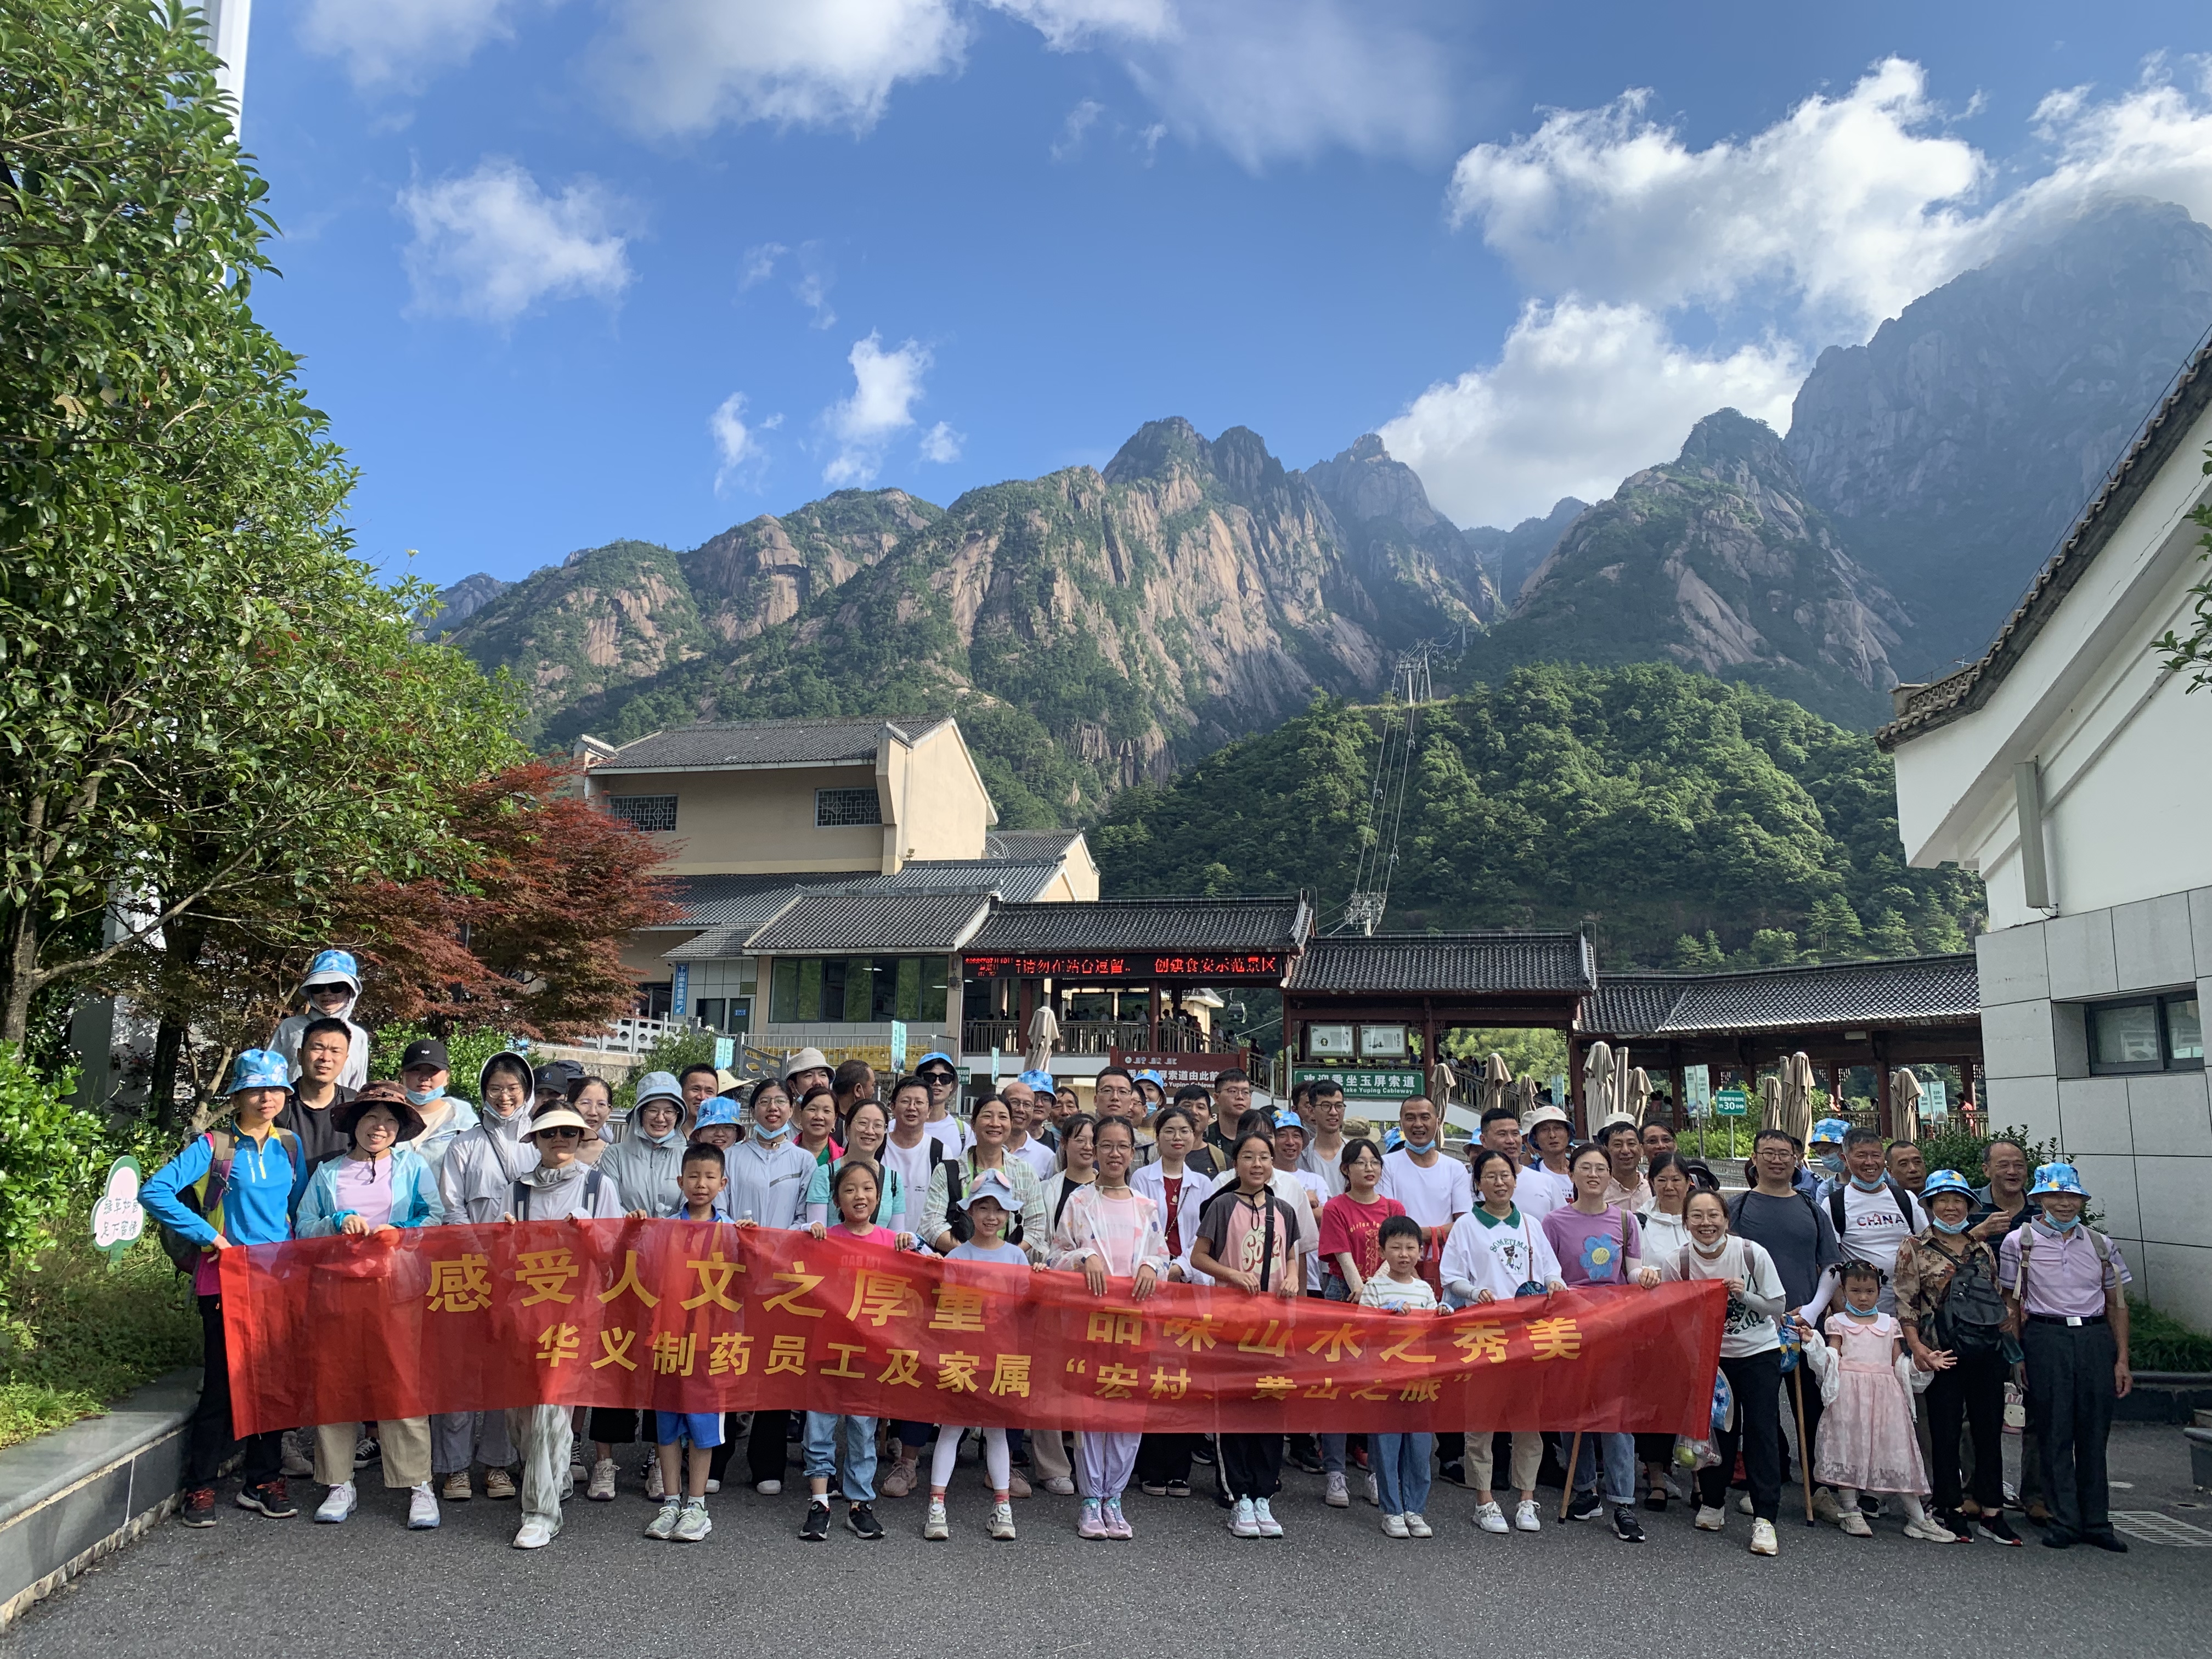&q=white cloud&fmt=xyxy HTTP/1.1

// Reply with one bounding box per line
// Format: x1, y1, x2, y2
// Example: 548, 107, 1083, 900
301, 0, 545, 92
822, 332, 934, 486
737, 240, 838, 326
739, 242, 787, 288
596, 0, 969, 138
1395, 57, 2212, 527
919, 420, 965, 463
710, 392, 780, 491
1380, 300, 1803, 529
1052, 98, 1106, 161
1446, 58, 1989, 337
397, 158, 633, 326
